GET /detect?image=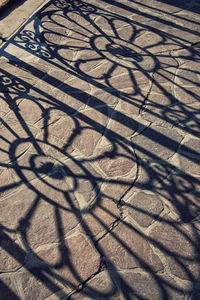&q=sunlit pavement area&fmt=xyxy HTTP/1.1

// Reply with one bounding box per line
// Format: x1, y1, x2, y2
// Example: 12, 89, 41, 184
0, 0, 200, 299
